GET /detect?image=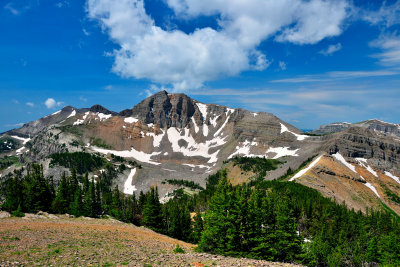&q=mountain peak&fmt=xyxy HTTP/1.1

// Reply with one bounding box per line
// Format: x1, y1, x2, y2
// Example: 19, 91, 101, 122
89, 104, 116, 115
